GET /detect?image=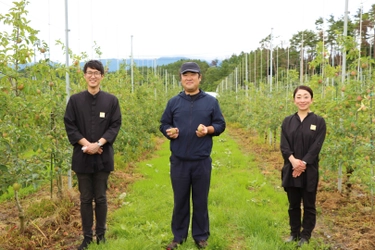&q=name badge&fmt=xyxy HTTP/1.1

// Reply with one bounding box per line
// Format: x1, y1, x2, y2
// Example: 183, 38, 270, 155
100, 112, 105, 118
310, 125, 316, 131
